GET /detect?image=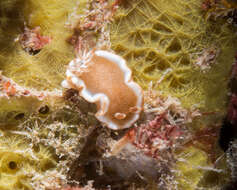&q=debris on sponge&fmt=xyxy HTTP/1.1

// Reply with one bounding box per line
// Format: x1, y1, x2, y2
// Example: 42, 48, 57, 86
67, 0, 118, 54
18, 26, 52, 54
194, 47, 220, 72
0, 72, 62, 100
202, 0, 237, 25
